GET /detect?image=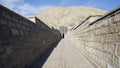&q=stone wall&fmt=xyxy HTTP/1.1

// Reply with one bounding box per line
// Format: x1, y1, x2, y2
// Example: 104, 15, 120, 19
0, 5, 61, 68
74, 8, 120, 68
